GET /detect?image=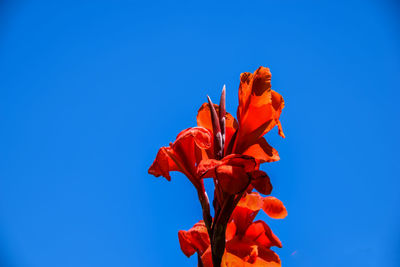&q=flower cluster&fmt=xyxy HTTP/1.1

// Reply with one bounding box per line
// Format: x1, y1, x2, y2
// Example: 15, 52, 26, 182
149, 67, 287, 266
